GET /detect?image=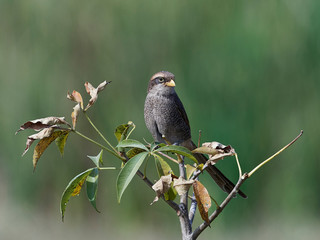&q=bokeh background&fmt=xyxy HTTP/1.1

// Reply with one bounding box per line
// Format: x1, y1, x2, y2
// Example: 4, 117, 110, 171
1, 0, 319, 239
